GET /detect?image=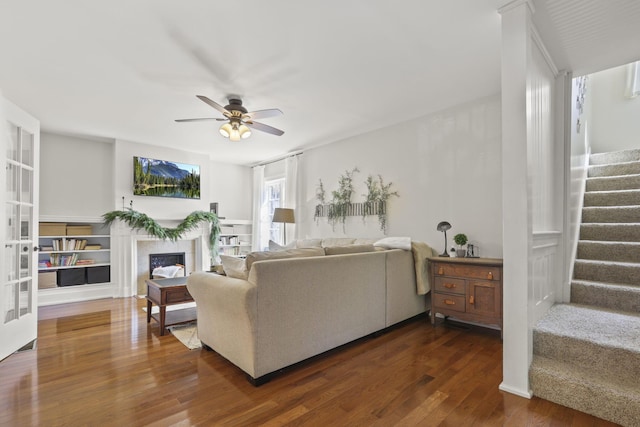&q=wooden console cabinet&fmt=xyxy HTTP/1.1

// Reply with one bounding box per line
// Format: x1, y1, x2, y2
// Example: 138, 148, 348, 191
428, 257, 503, 335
